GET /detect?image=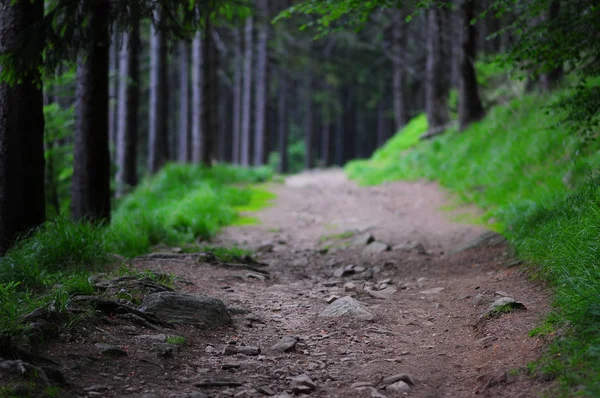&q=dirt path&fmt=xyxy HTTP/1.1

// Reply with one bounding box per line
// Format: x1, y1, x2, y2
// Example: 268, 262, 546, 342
47, 170, 553, 397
